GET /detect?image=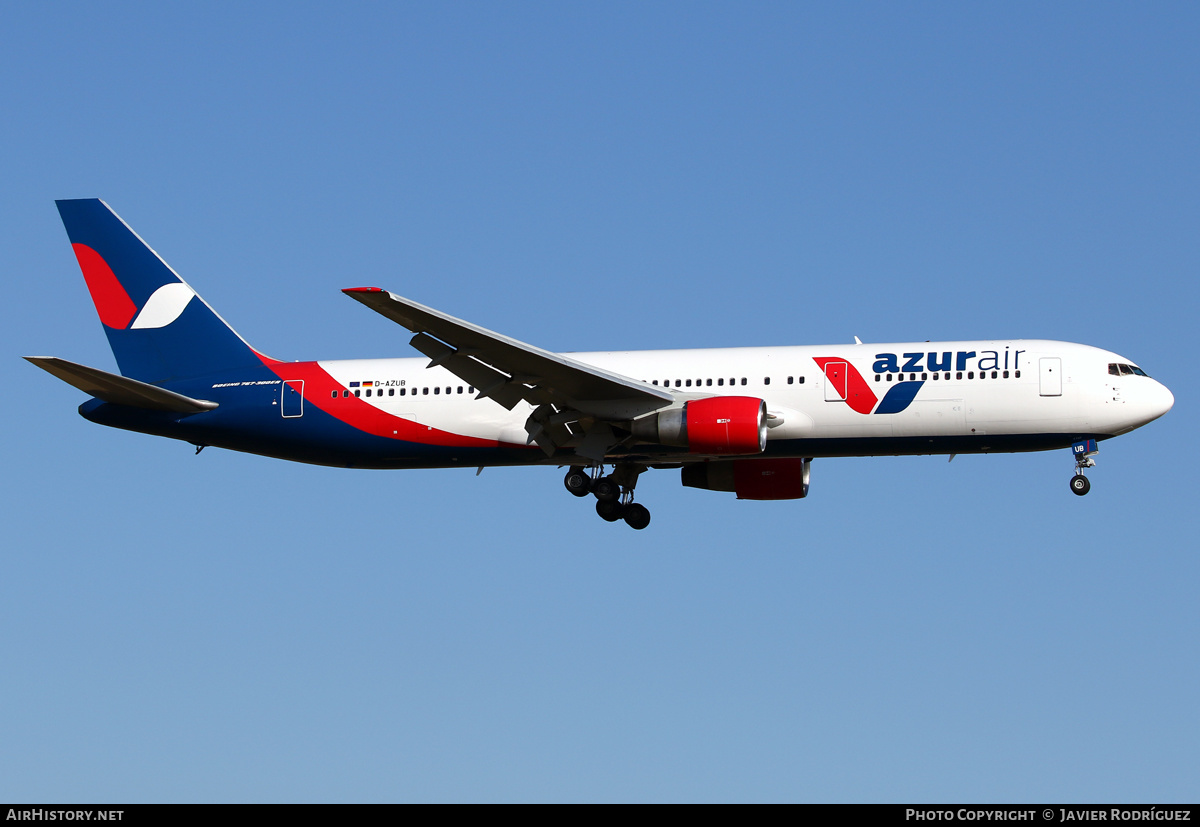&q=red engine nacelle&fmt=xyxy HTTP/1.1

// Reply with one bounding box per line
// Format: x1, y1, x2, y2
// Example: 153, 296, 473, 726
686, 396, 767, 455
681, 457, 811, 500
630, 397, 767, 456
